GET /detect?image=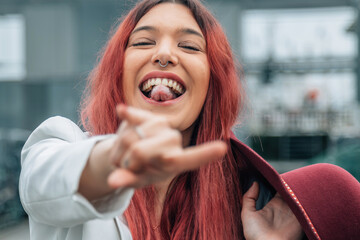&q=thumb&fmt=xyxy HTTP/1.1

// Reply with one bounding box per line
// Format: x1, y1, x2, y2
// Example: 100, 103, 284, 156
108, 168, 139, 189
242, 181, 260, 213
